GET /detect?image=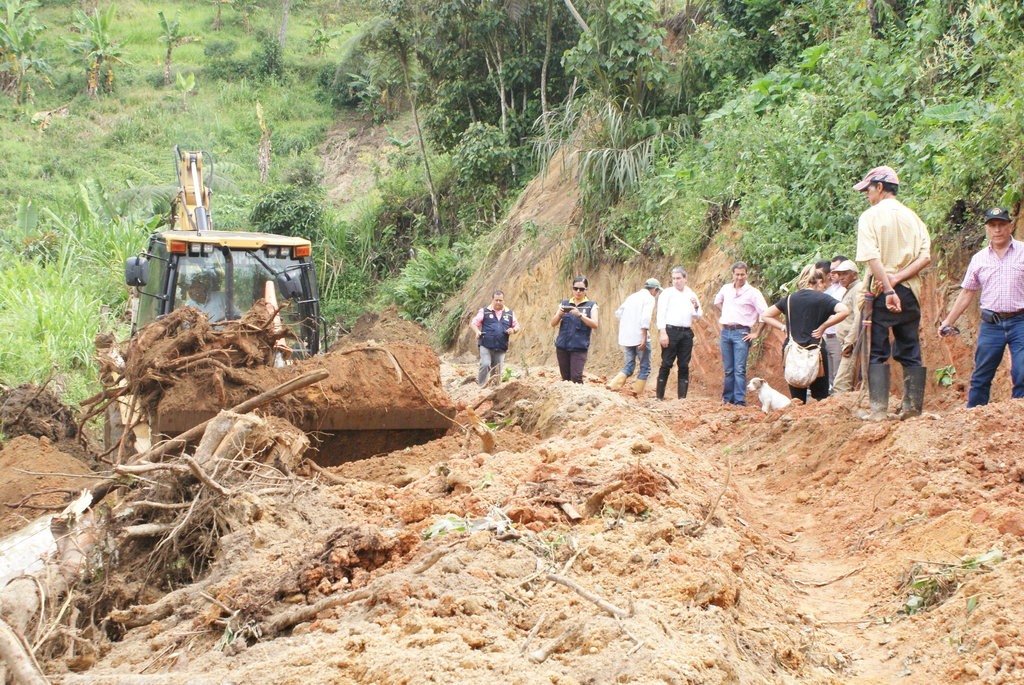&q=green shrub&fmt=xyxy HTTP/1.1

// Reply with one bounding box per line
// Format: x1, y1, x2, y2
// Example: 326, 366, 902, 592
380, 244, 471, 325
248, 186, 326, 241
452, 122, 512, 188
